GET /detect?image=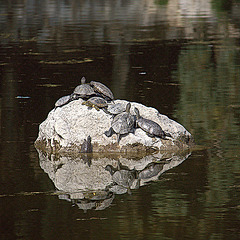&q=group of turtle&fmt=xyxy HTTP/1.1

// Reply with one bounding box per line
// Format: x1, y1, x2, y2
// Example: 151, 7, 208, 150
54, 77, 171, 149
54, 76, 114, 109
105, 159, 168, 194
